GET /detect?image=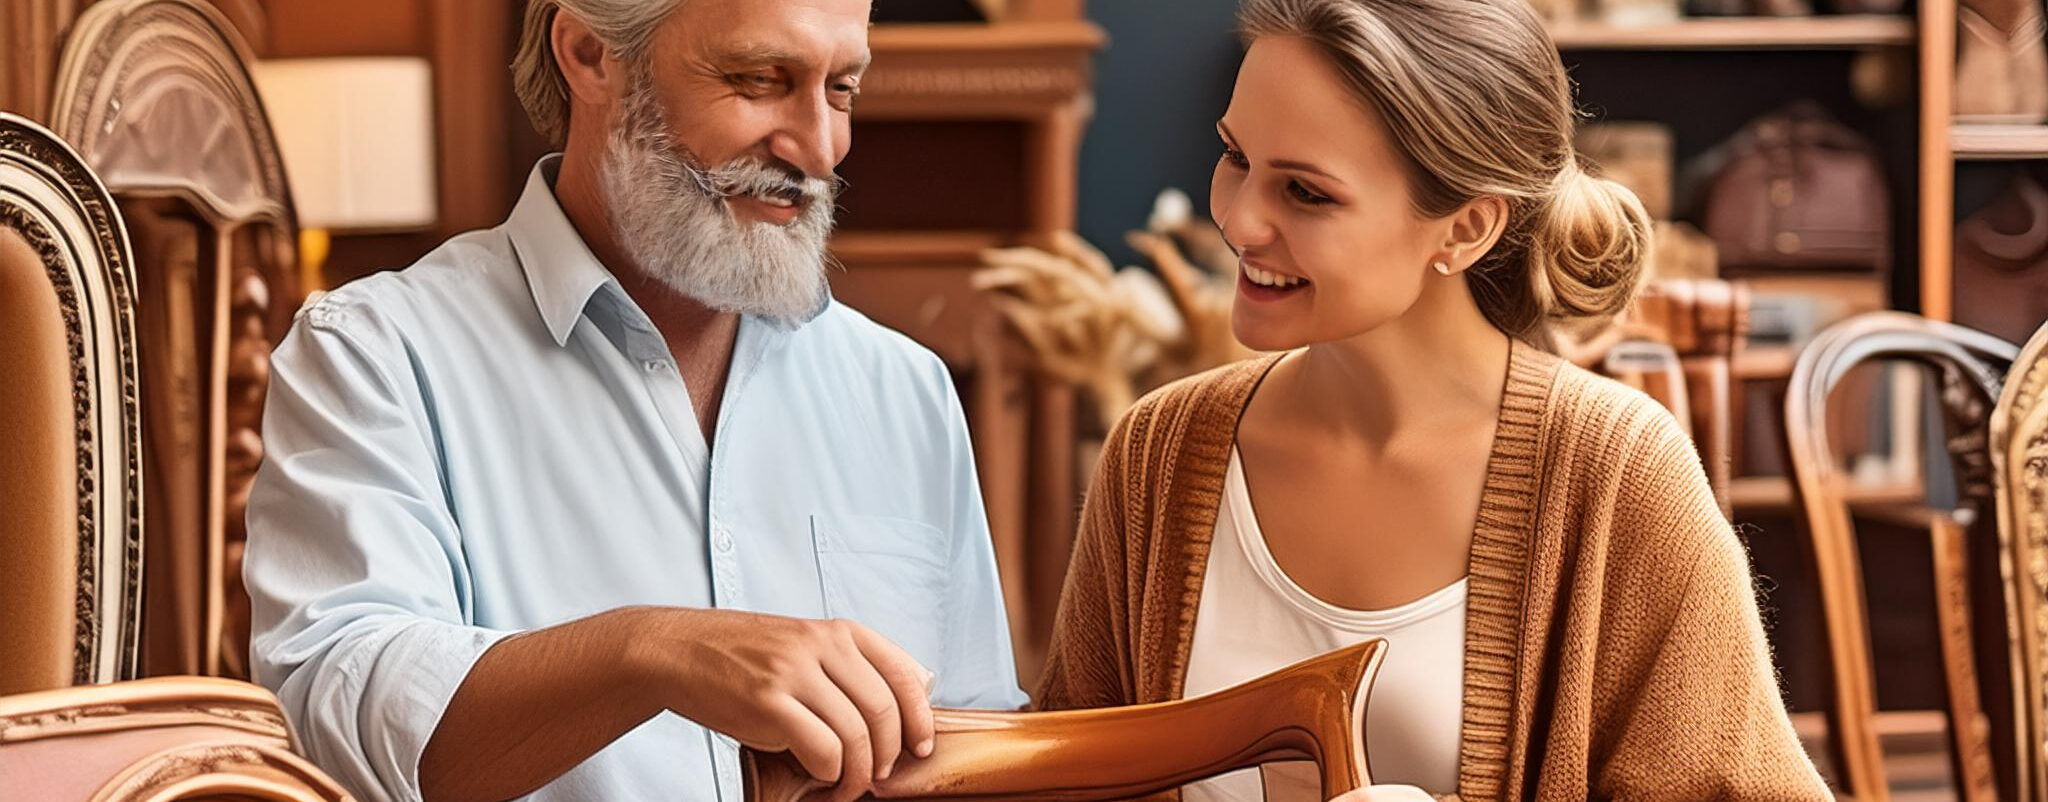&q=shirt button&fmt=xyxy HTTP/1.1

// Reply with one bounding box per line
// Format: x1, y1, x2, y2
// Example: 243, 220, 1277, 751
714, 529, 734, 553
644, 359, 671, 372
